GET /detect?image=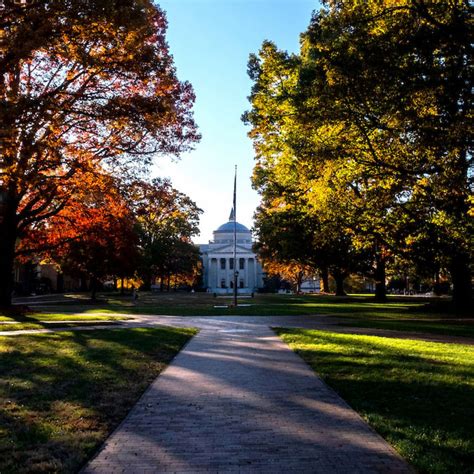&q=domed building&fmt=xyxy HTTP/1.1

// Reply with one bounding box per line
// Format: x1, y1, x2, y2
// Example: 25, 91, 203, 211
199, 212, 264, 294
